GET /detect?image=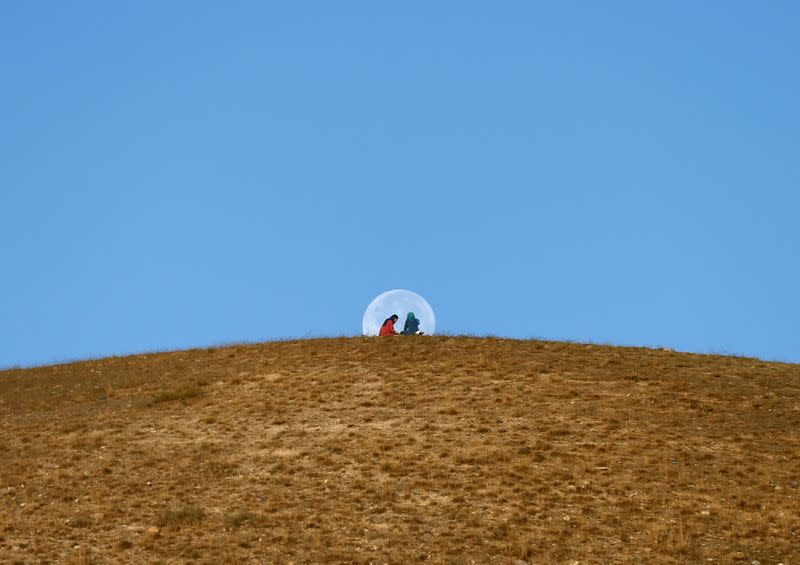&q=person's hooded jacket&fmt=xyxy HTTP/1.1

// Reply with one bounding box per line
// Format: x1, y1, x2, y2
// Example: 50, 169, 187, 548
402, 312, 420, 335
